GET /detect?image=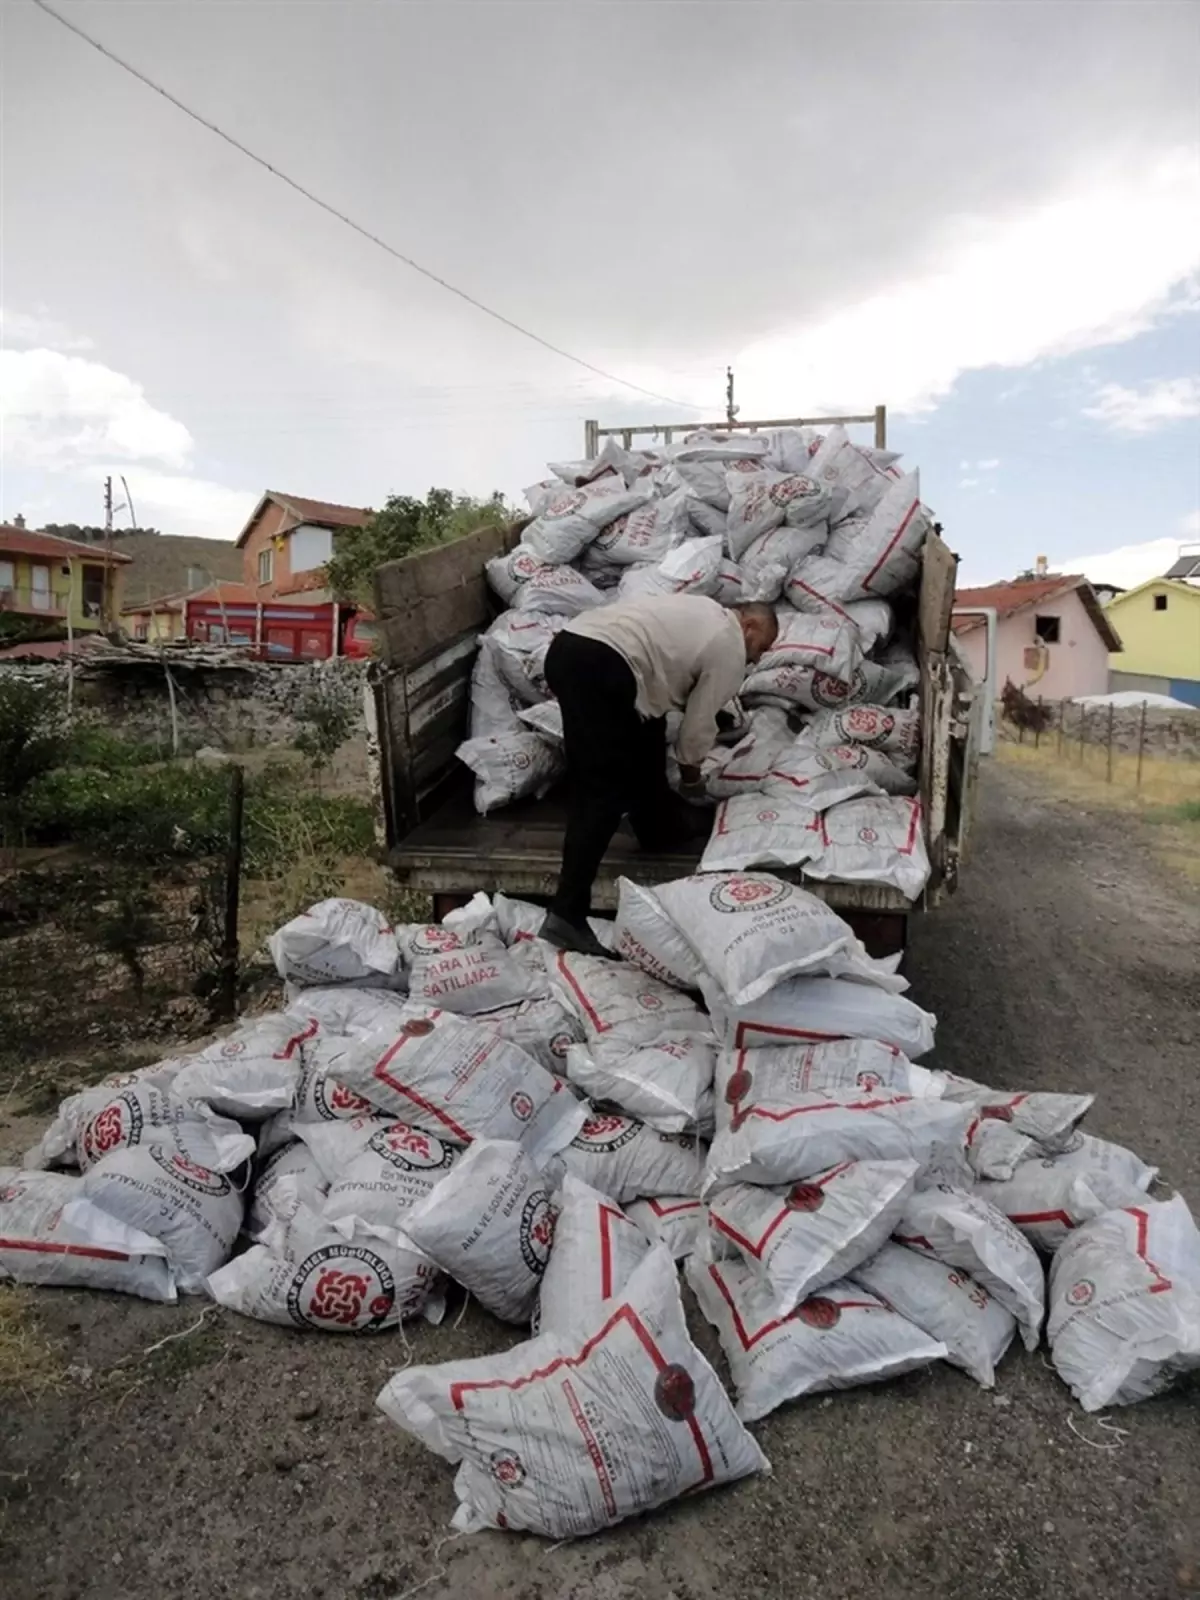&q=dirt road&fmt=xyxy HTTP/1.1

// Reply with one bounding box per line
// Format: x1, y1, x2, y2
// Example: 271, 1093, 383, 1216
3, 761, 1198, 1600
